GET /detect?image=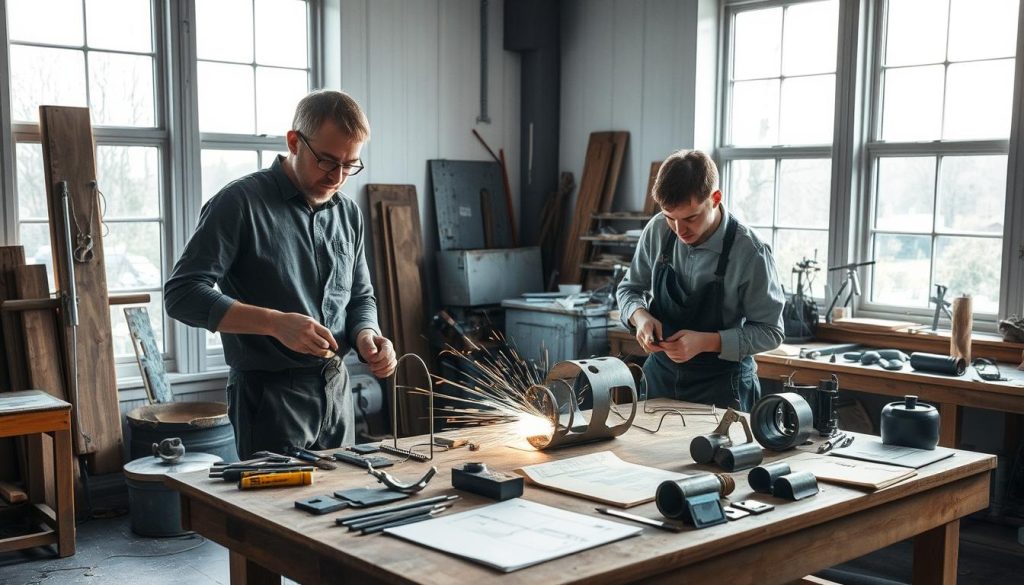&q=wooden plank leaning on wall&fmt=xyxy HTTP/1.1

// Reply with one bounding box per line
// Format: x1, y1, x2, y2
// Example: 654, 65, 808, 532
39, 105, 123, 475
